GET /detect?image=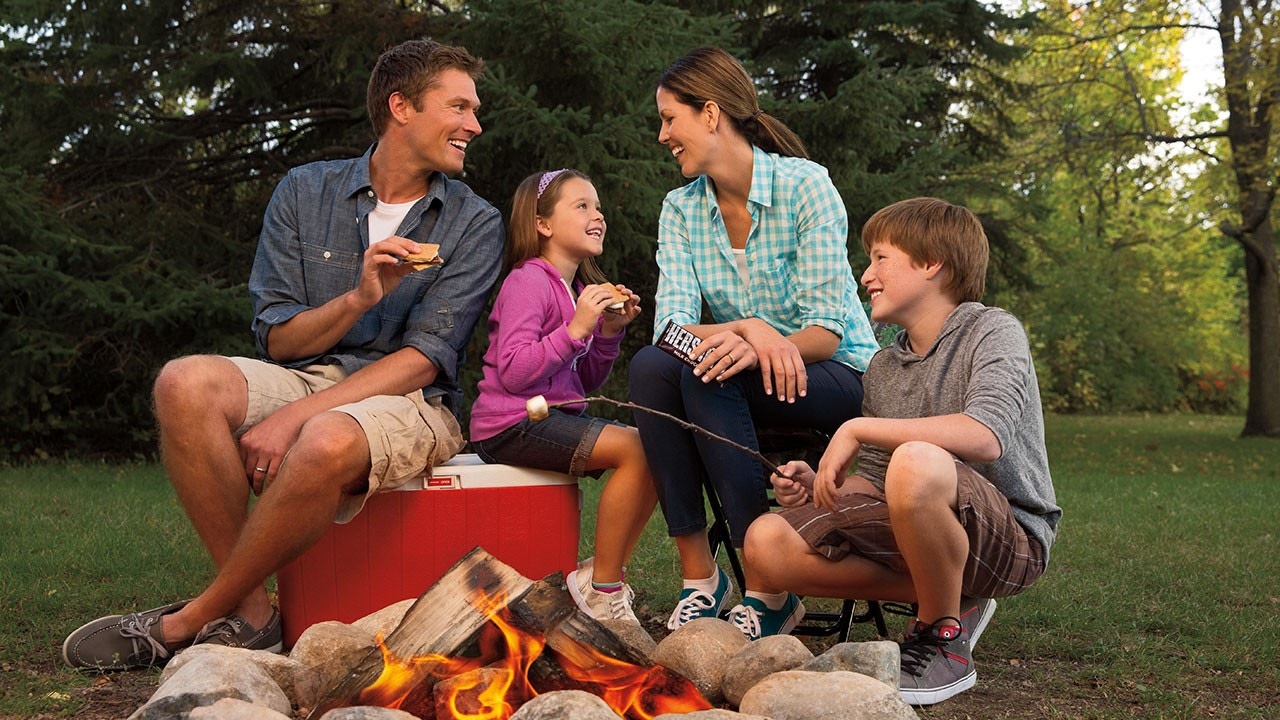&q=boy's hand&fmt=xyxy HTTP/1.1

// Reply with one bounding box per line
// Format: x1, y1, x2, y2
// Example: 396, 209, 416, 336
770, 461, 815, 507
813, 420, 861, 510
